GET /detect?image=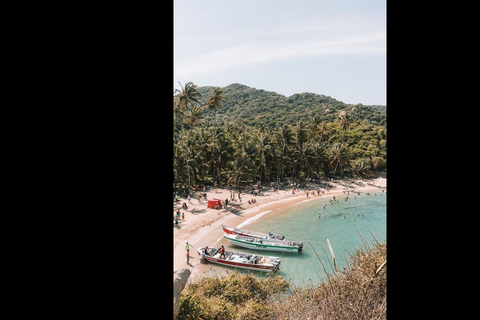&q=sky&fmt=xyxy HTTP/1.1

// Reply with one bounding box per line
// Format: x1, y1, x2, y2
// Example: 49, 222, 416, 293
174, 0, 386, 105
